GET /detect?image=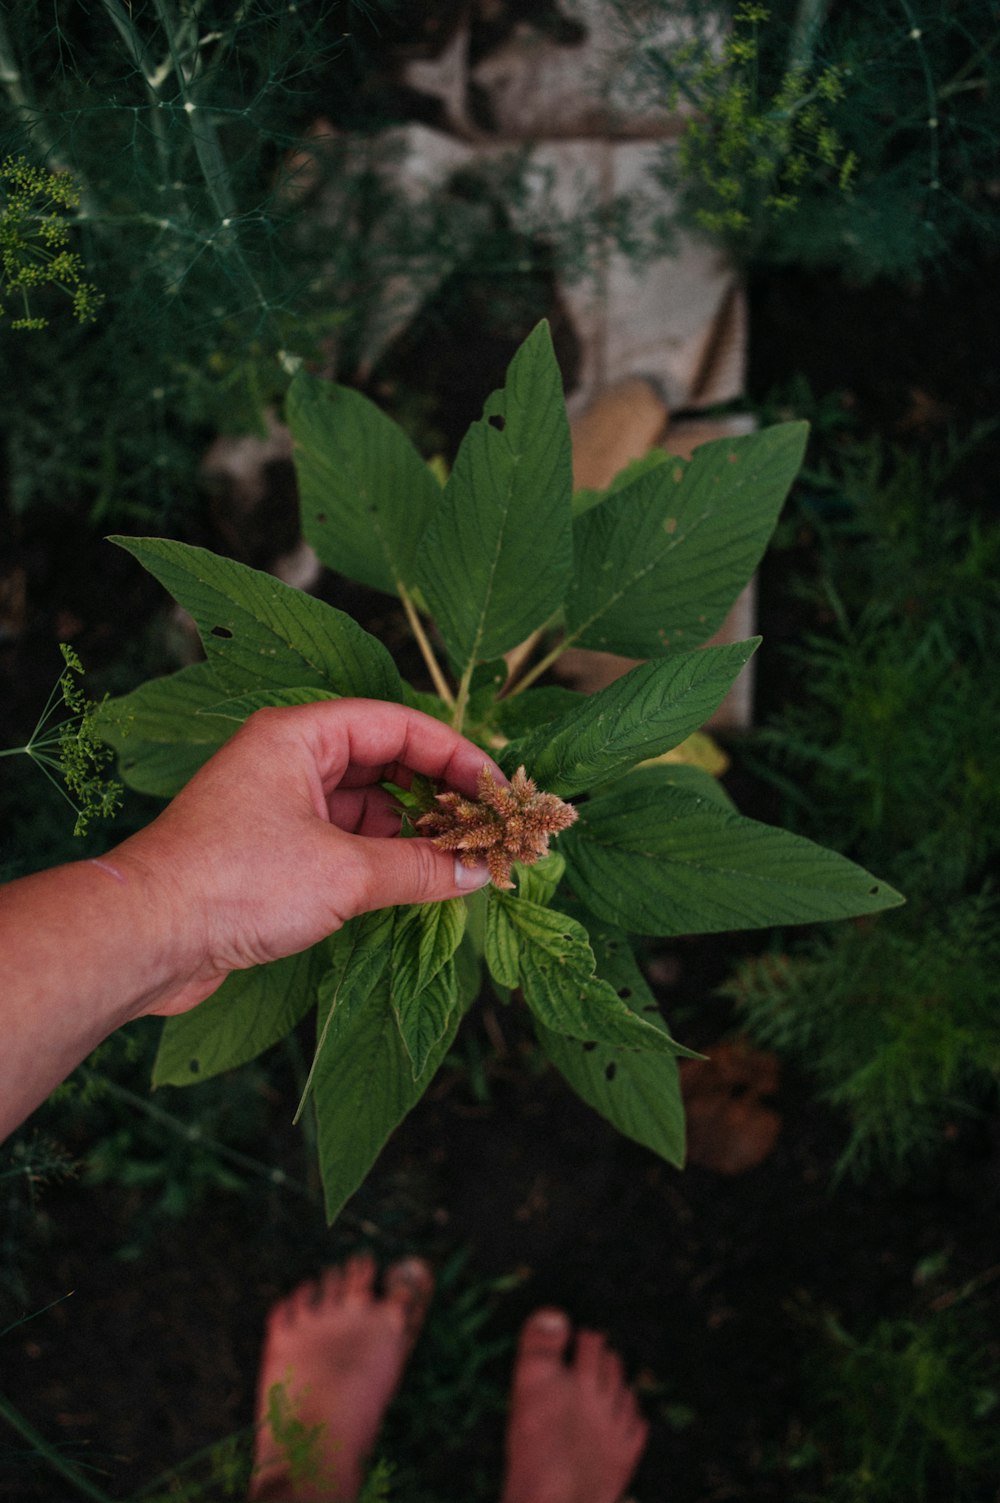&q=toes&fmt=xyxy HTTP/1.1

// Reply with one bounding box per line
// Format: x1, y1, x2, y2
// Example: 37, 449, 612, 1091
343, 1251, 376, 1302
319, 1266, 345, 1306
516, 1307, 572, 1371
600, 1347, 626, 1394
266, 1292, 298, 1332
574, 1327, 606, 1381
293, 1279, 320, 1316
383, 1257, 435, 1342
